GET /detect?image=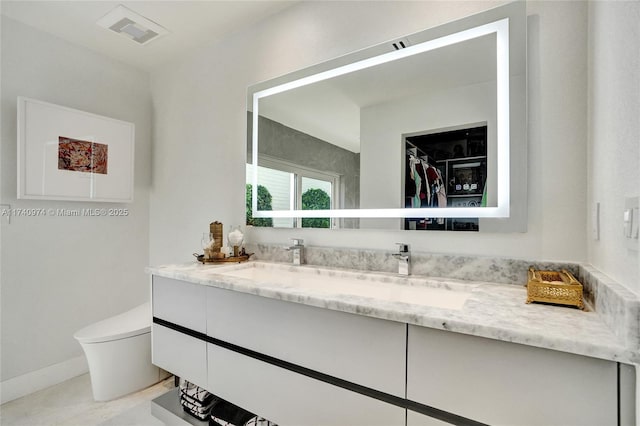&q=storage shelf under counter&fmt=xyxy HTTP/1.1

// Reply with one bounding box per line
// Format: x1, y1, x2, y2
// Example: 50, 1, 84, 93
151, 388, 207, 426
